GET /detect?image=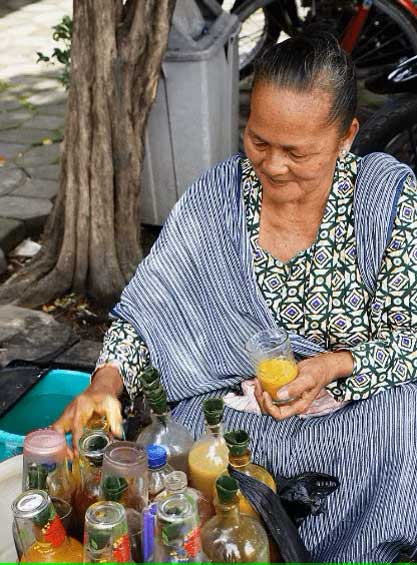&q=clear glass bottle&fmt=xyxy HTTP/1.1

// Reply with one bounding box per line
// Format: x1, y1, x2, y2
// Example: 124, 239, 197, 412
154, 493, 204, 563
101, 441, 148, 562
84, 501, 131, 563
201, 475, 270, 563
12, 489, 83, 563
156, 470, 214, 525
224, 429, 276, 518
147, 444, 174, 500
22, 428, 75, 505
73, 429, 111, 538
188, 398, 229, 503
136, 367, 194, 474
